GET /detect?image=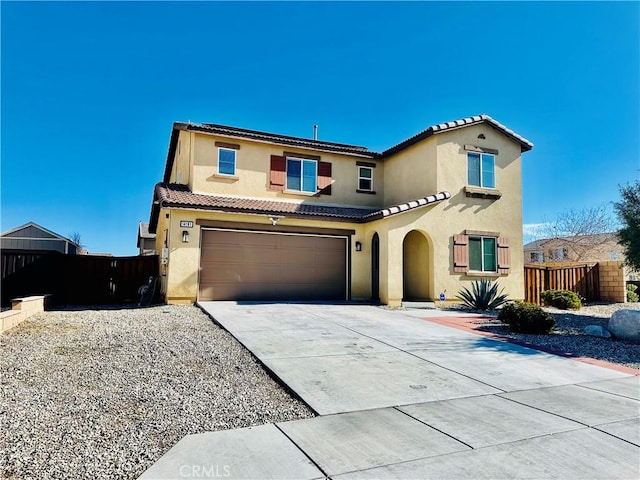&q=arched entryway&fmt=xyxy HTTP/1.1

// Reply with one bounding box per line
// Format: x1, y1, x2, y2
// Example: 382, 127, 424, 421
371, 233, 380, 302
403, 230, 430, 301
